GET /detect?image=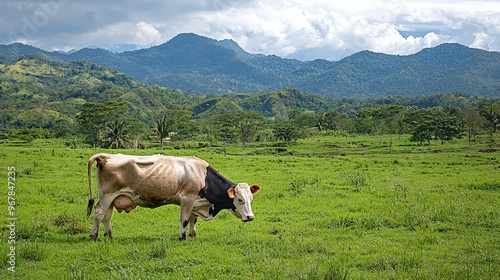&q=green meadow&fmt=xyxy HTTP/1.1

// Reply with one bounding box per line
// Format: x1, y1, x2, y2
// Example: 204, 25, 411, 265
0, 135, 499, 279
